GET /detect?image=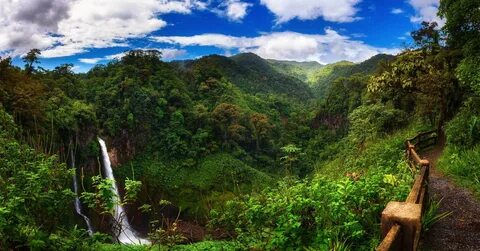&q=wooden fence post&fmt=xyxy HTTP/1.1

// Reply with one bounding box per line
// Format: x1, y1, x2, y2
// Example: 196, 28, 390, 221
380, 202, 422, 251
